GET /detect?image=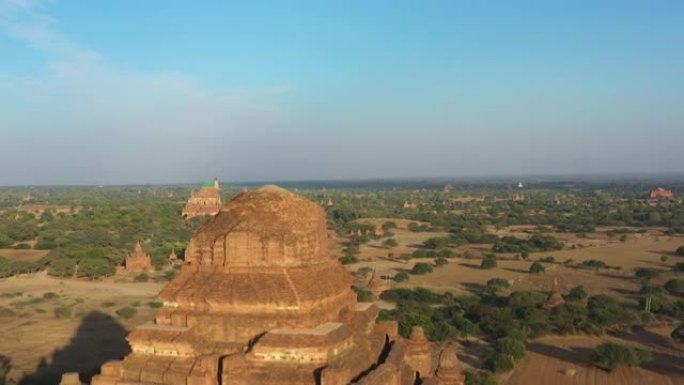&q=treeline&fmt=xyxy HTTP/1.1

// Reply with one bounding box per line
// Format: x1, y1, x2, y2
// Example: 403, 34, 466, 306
321, 188, 684, 235
0, 186, 227, 278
